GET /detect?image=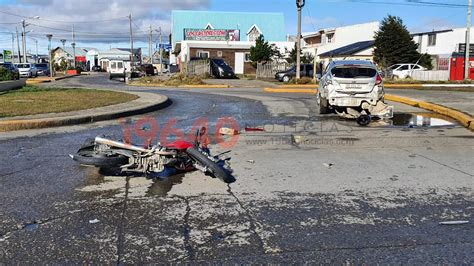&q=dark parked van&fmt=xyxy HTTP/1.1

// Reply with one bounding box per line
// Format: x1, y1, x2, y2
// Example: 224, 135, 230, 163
275, 64, 319, 82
